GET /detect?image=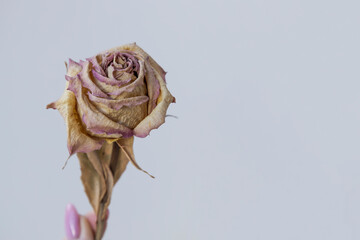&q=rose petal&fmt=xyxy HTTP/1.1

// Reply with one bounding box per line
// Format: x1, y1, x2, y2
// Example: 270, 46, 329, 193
133, 66, 174, 138
119, 52, 140, 72
86, 56, 106, 75
68, 76, 134, 139
78, 61, 110, 99
92, 69, 131, 87
91, 73, 135, 97
108, 60, 146, 96
90, 89, 148, 129
46, 84, 104, 156
88, 93, 149, 110
82, 114, 133, 137
144, 58, 160, 114
67, 59, 83, 77
106, 43, 167, 82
